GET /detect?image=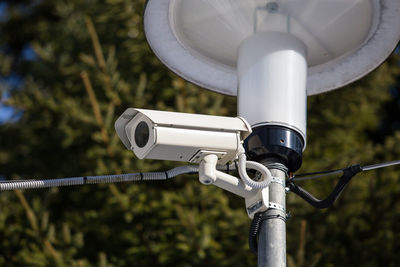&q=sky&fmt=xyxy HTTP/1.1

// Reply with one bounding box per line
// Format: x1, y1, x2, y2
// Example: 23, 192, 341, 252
0, 104, 14, 123
0, 3, 38, 123
0, 2, 10, 123
0, 76, 23, 123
